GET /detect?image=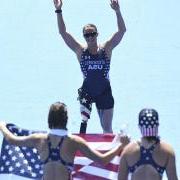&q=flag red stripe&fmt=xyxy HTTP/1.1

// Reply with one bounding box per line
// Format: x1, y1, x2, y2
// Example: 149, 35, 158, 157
73, 171, 111, 180
74, 161, 119, 172
74, 165, 84, 171
73, 134, 121, 179
75, 150, 121, 157
75, 134, 115, 142
89, 162, 119, 172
